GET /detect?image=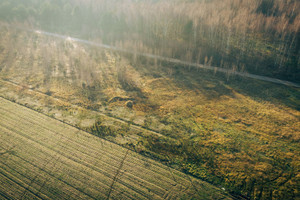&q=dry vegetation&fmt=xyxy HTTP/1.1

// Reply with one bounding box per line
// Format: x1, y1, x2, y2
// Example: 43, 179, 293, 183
0, 28, 299, 199
0, 97, 230, 199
